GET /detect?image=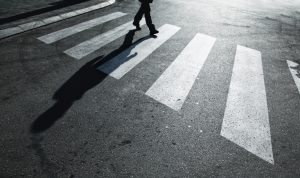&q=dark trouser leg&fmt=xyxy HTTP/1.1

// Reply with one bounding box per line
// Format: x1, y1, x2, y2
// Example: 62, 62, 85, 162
142, 4, 155, 31
133, 6, 144, 25
144, 10, 155, 31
